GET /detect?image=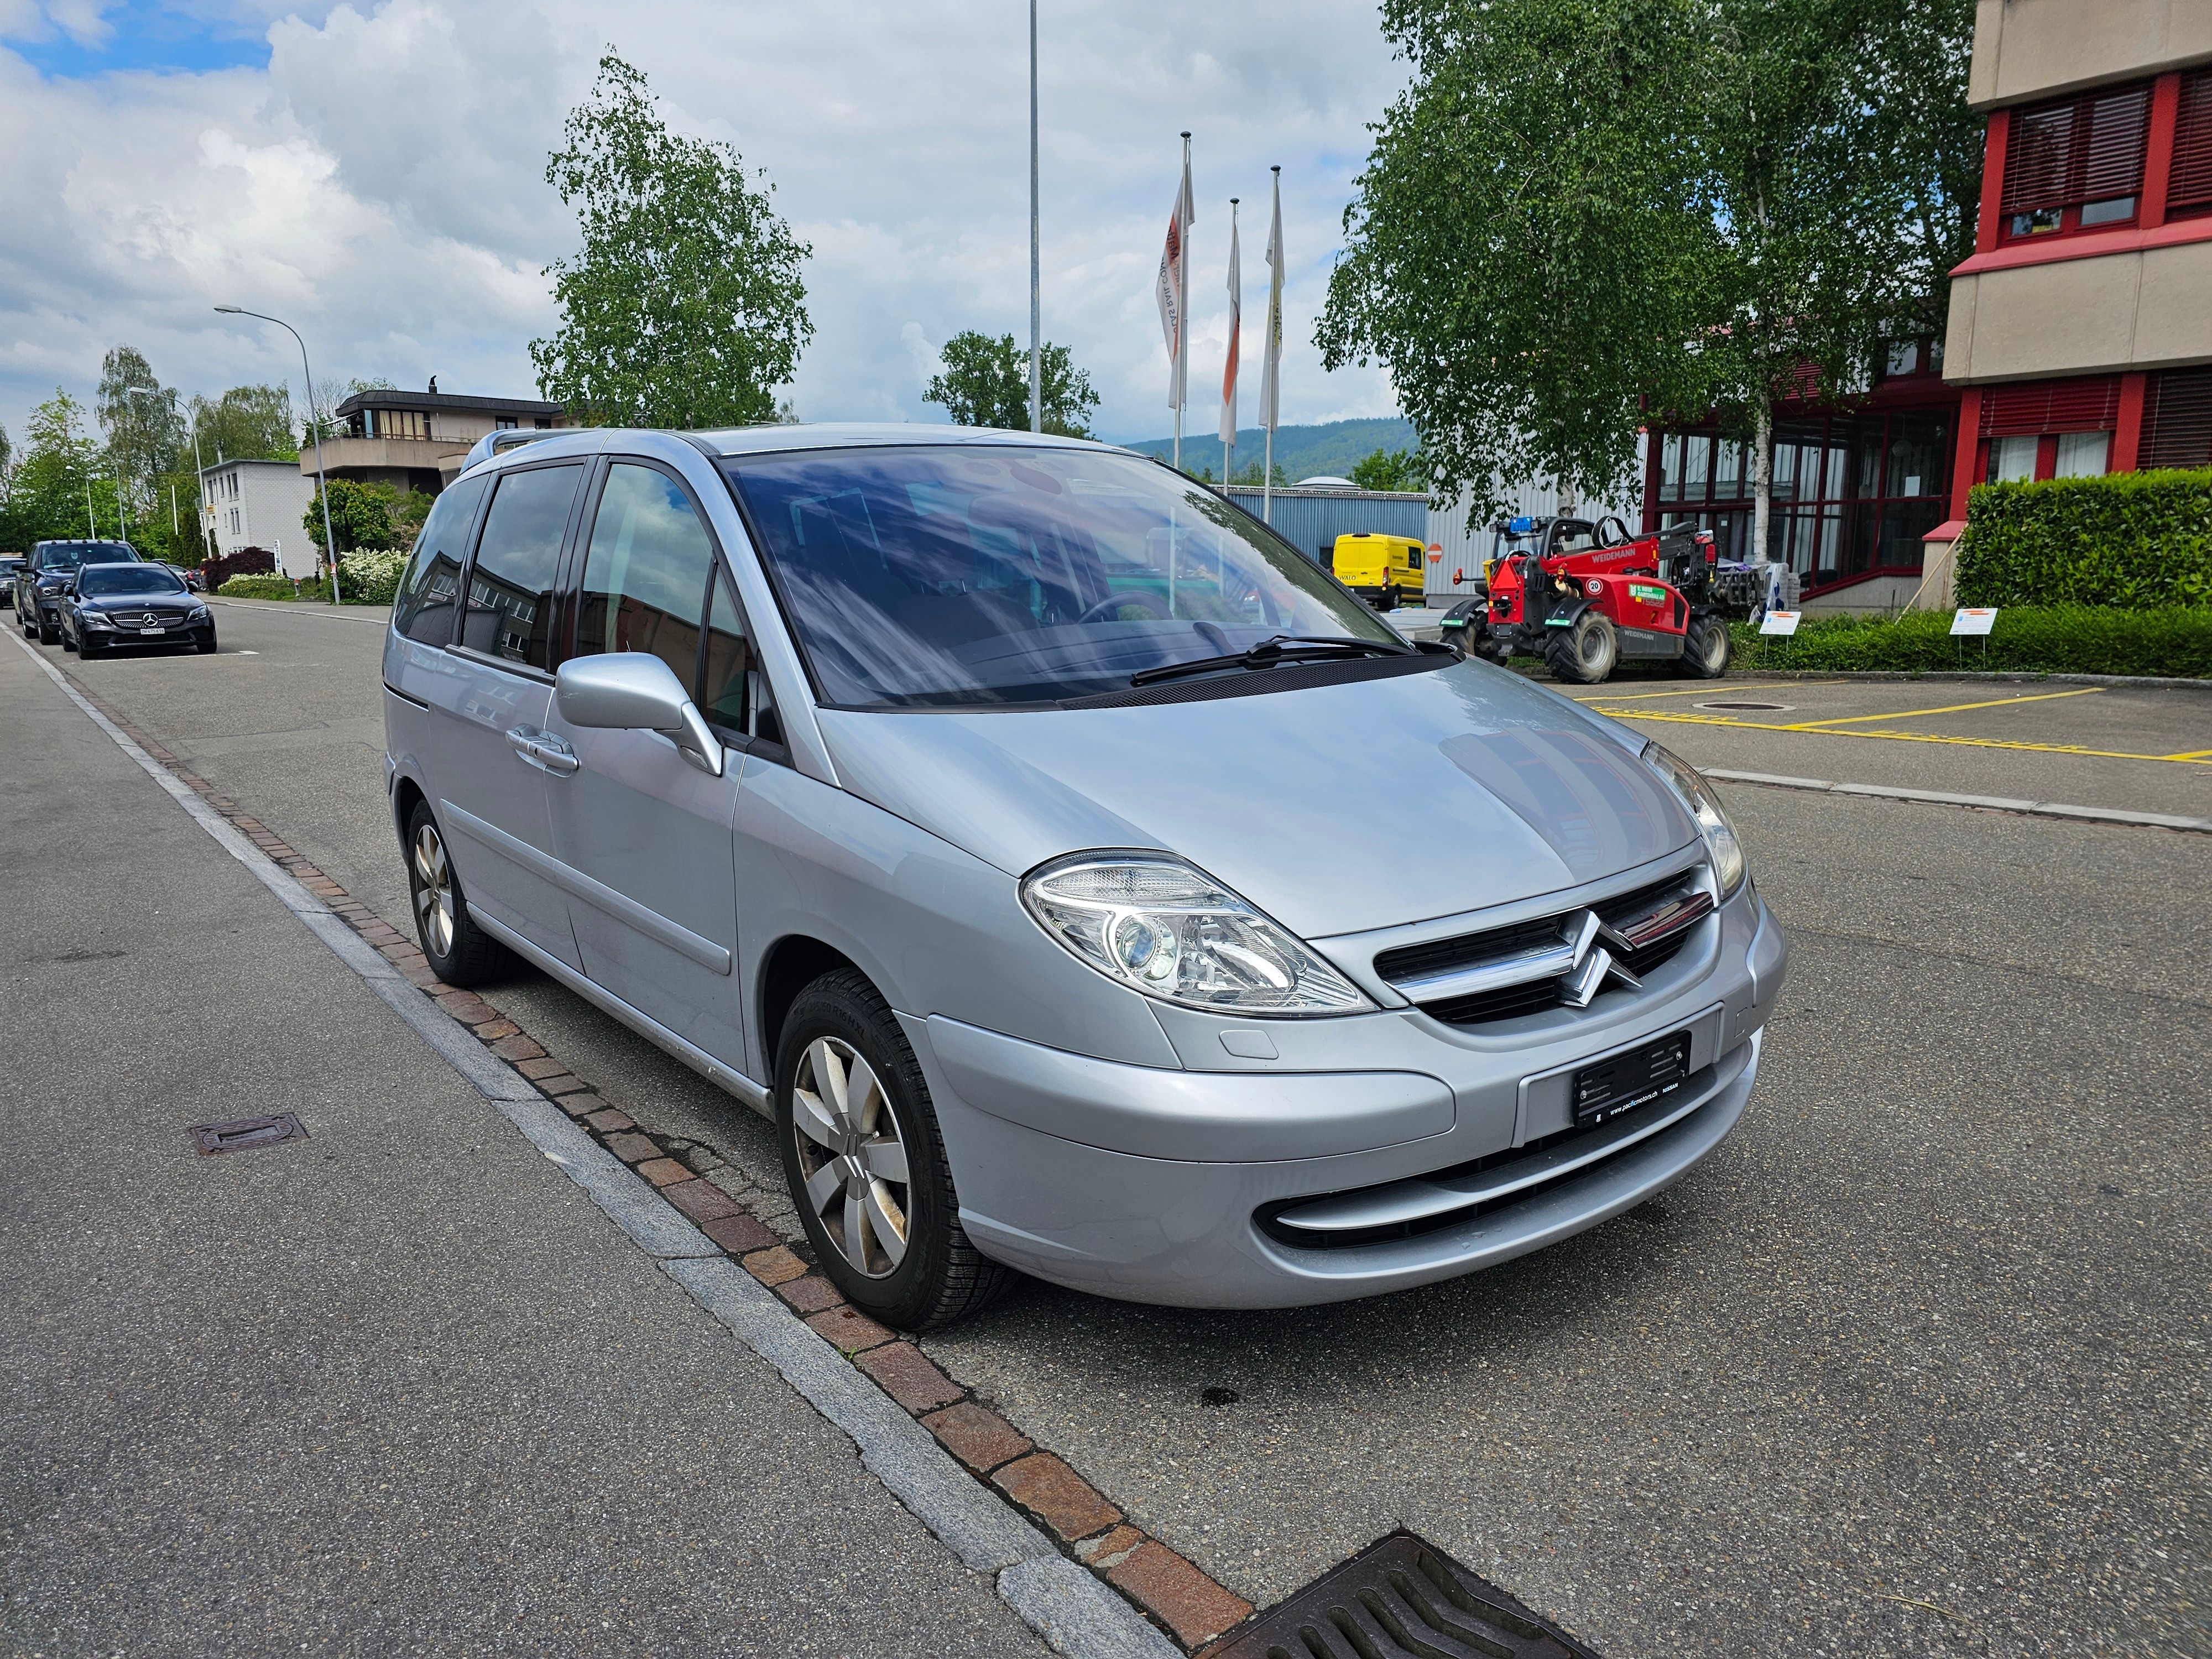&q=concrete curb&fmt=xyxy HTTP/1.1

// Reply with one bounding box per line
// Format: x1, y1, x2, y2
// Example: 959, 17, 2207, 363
1704, 766, 2212, 833
12, 624, 1252, 1656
